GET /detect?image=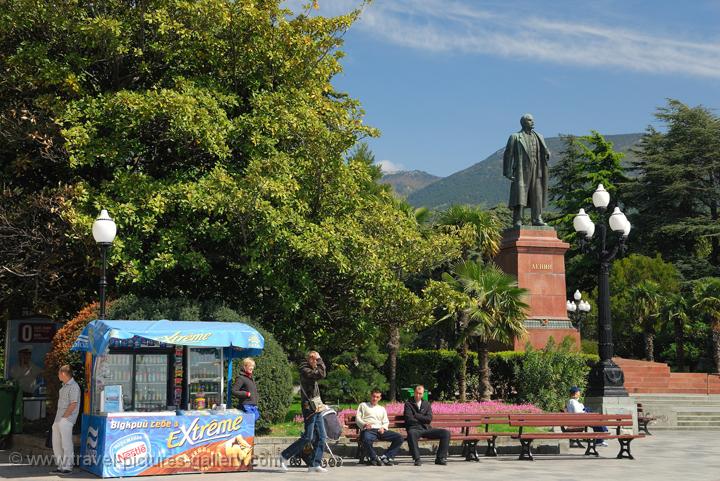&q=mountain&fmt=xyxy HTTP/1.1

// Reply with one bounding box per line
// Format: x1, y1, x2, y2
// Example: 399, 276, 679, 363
407, 133, 643, 209
379, 170, 442, 197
